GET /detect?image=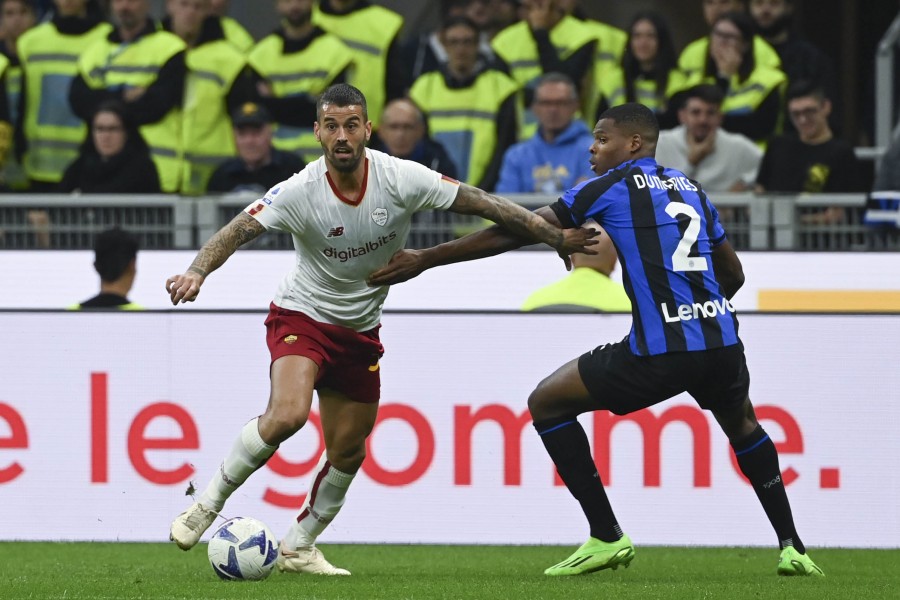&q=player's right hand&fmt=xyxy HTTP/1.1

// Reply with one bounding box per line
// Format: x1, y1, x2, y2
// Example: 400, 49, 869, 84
166, 271, 204, 305
557, 227, 601, 267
